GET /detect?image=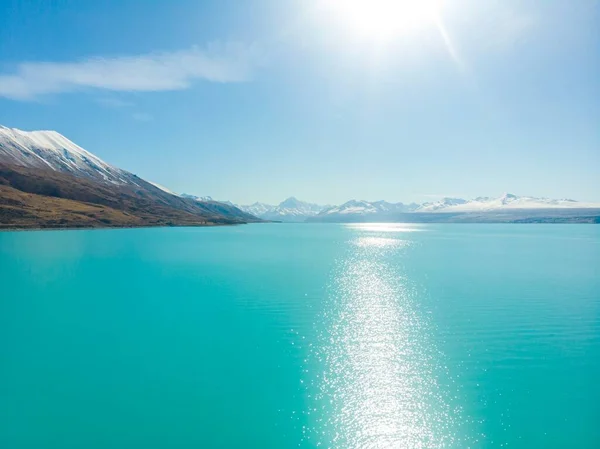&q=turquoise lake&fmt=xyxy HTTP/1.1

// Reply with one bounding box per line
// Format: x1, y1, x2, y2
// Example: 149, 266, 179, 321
1, 223, 599, 448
